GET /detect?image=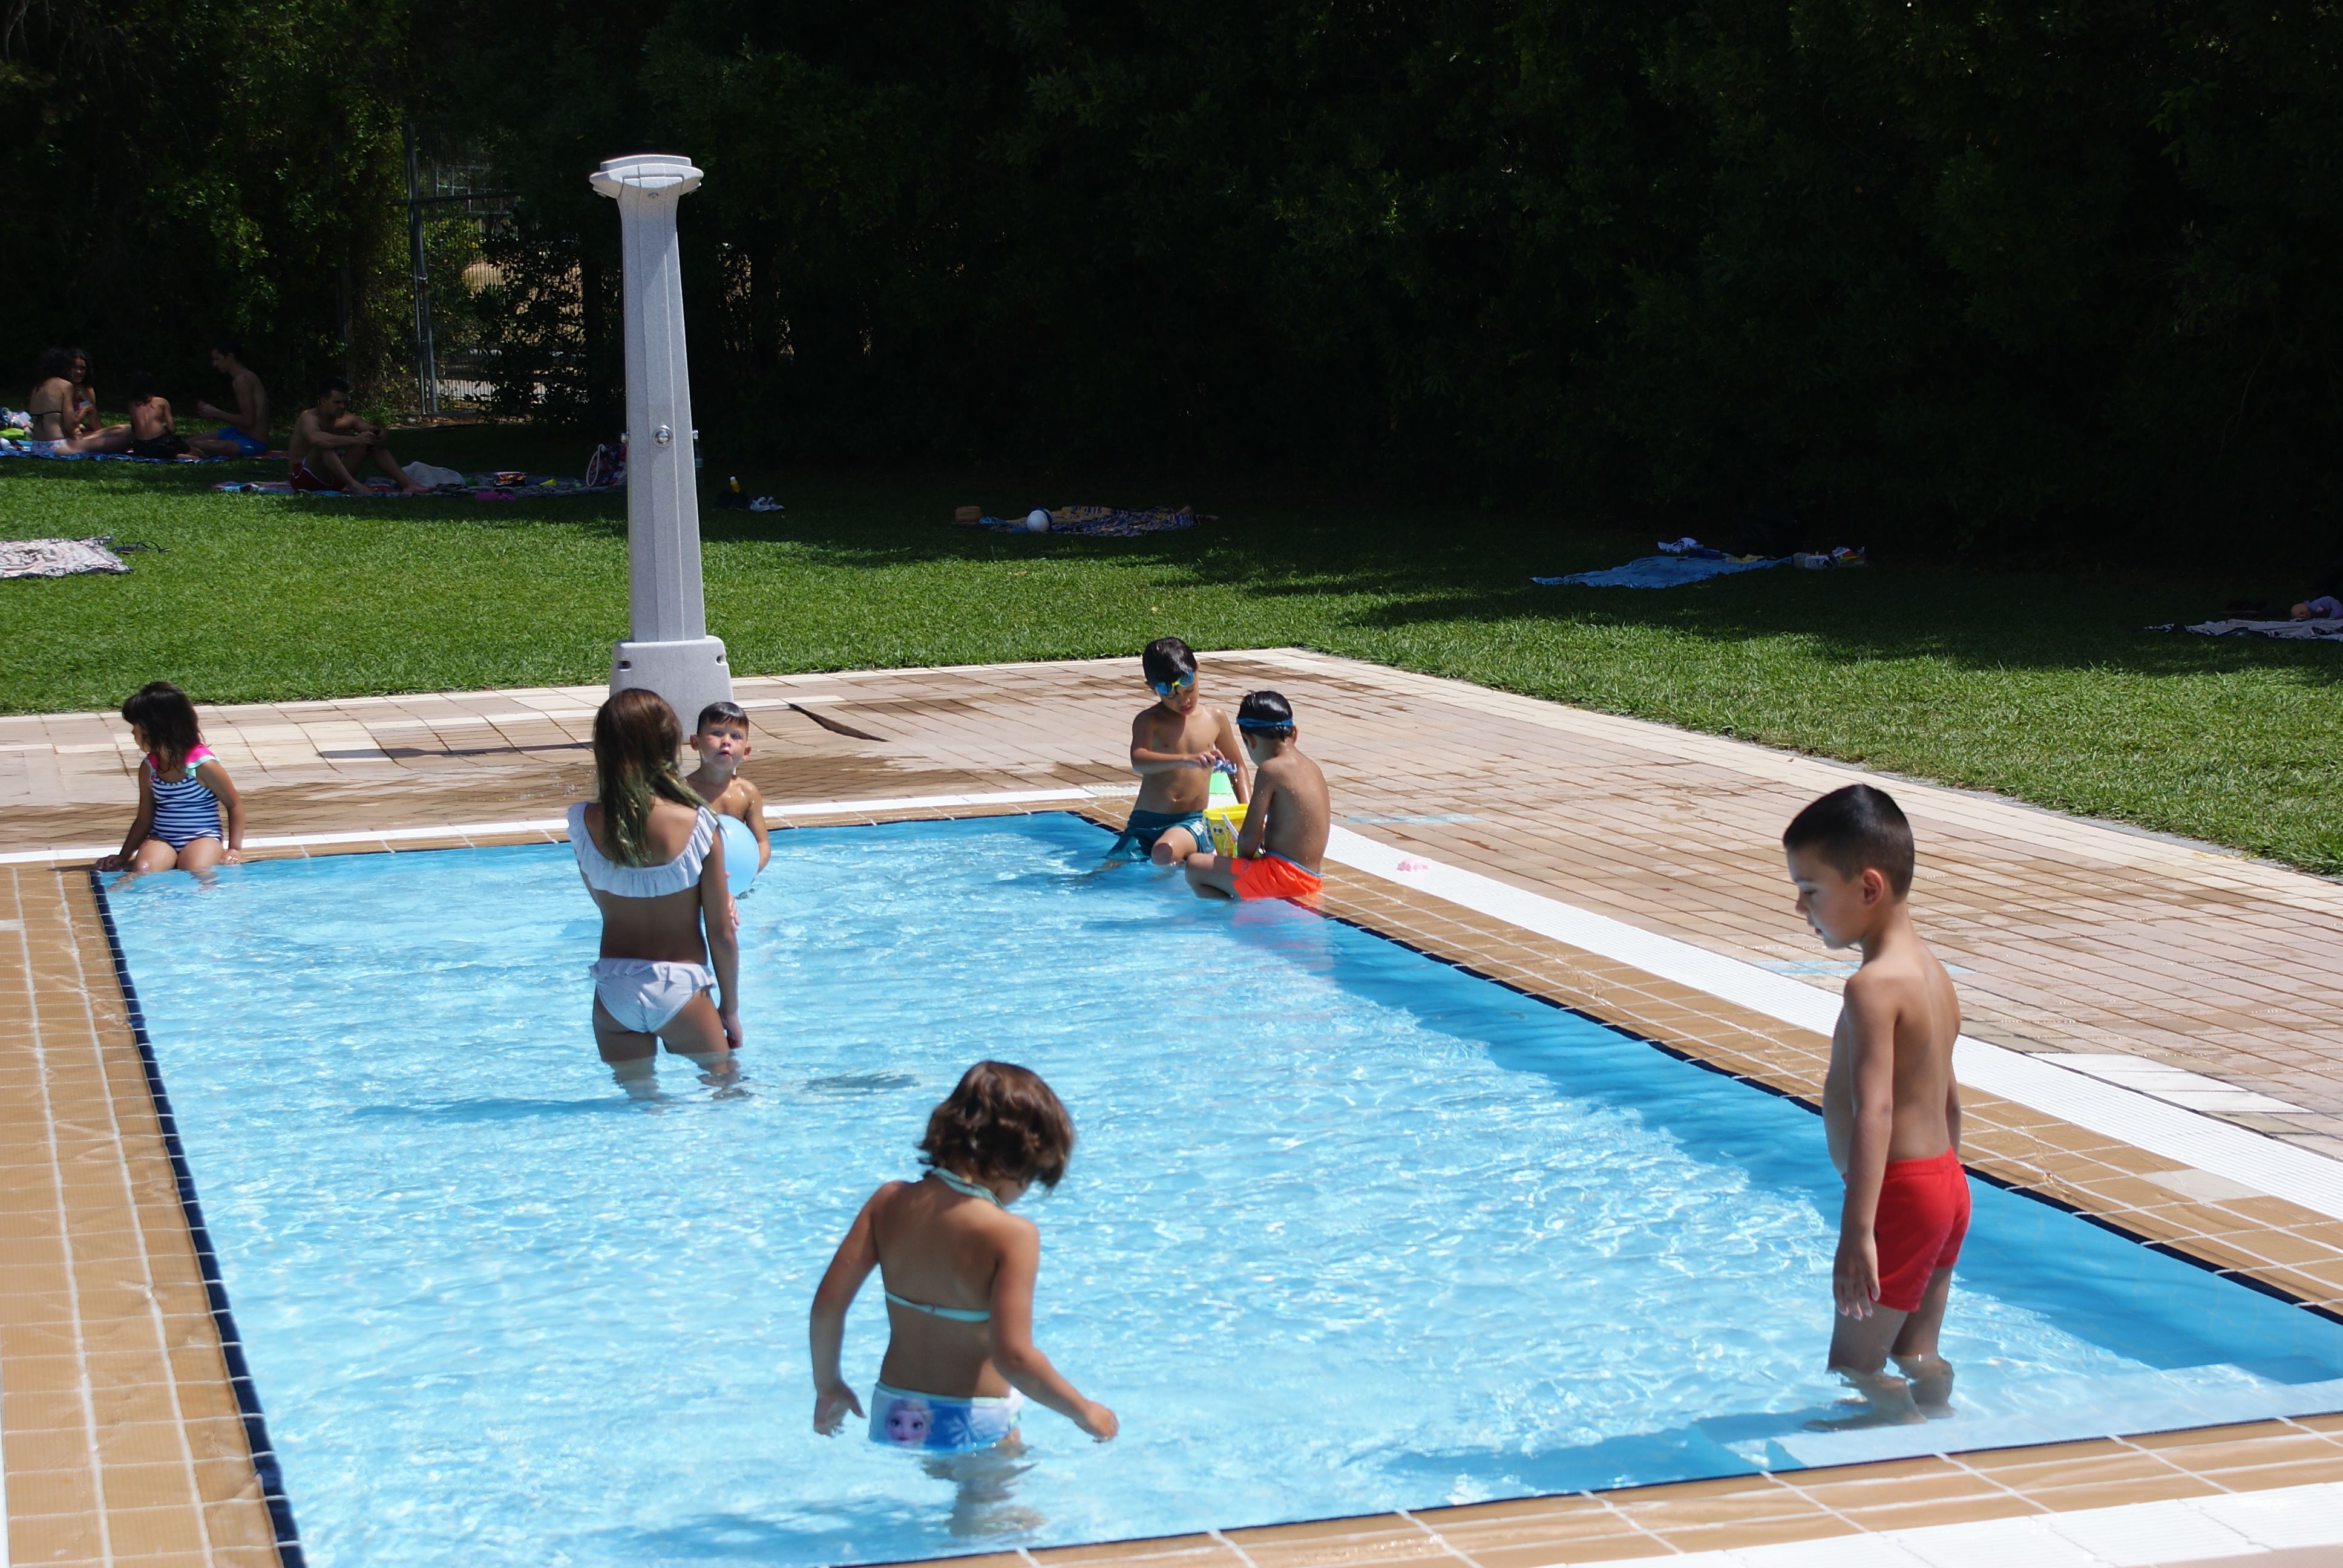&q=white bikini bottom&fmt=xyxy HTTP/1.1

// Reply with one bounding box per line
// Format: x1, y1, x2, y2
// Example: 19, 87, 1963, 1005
589, 958, 714, 1034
